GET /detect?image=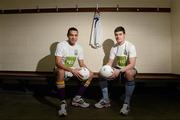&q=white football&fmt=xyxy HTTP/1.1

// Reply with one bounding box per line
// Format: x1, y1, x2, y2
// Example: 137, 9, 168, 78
100, 65, 113, 78
78, 67, 90, 80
